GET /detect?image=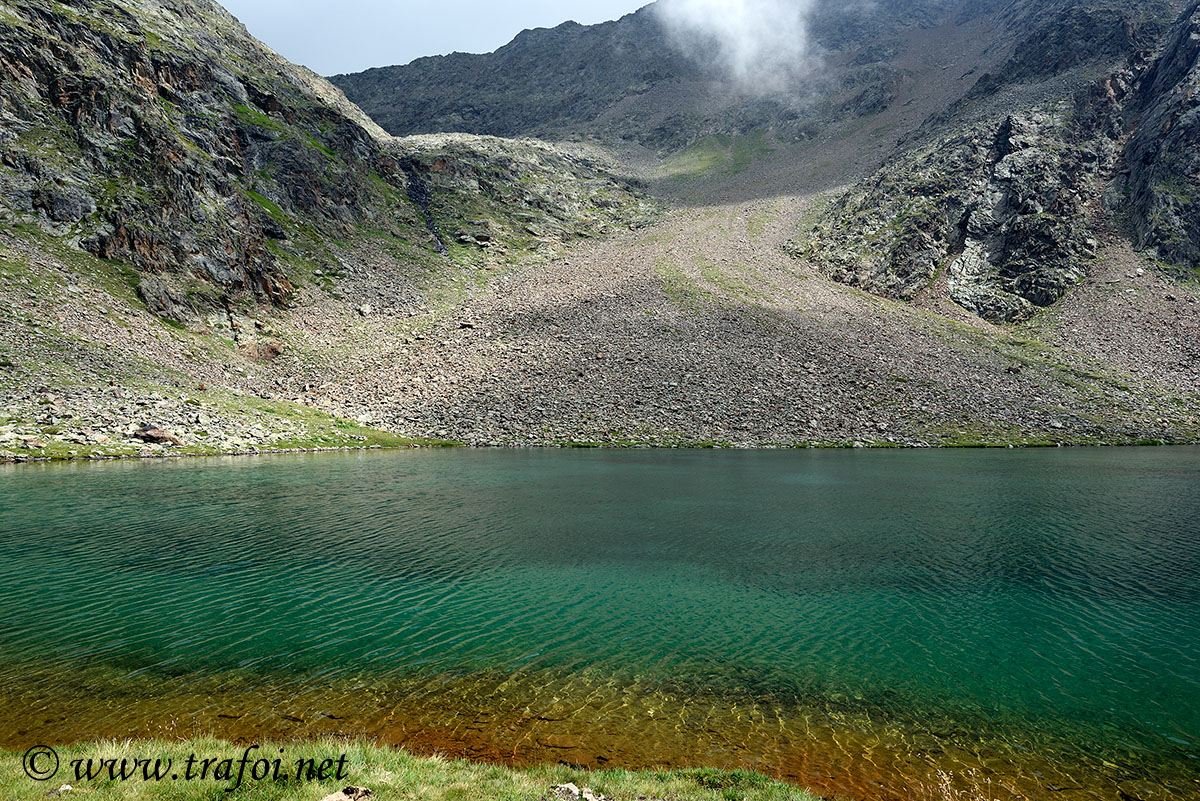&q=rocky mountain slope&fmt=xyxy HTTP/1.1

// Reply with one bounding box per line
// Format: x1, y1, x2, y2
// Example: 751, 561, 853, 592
0, 0, 652, 312
1123, 0, 1200, 270
792, 0, 1200, 323
2, 0, 1199, 462
792, 98, 1119, 323
319, 0, 1200, 450
332, 7, 700, 148
329, 0, 1173, 153
330, 0, 1200, 324
0, 0, 653, 458
787, 1, 1200, 321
